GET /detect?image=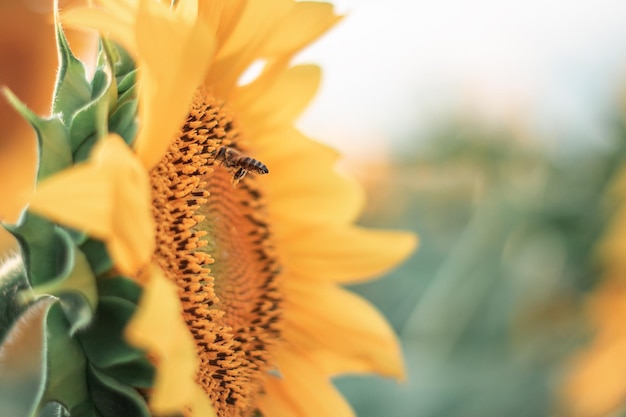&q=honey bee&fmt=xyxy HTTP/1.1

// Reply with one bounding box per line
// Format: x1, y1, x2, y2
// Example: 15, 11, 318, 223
213, 146, 269, 183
